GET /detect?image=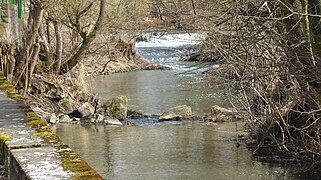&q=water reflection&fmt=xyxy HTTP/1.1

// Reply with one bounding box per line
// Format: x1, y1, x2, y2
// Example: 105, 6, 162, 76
55, 34, 320, 179
54, 122, 301, 179
87, 71, 229, 115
